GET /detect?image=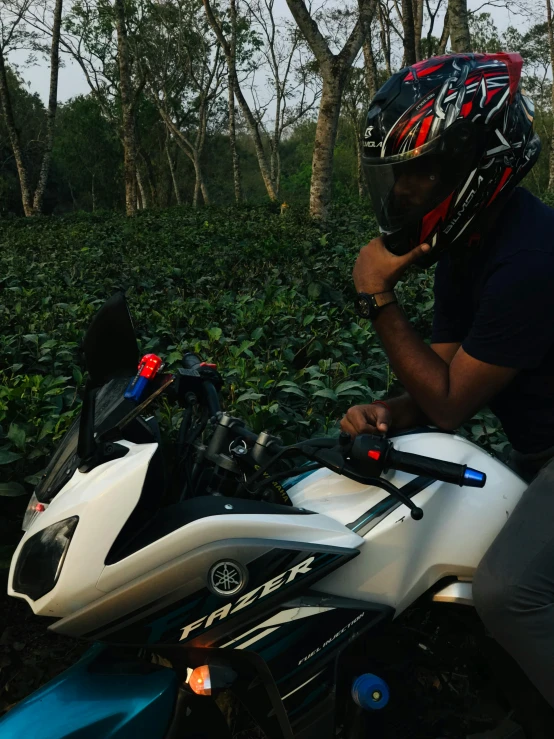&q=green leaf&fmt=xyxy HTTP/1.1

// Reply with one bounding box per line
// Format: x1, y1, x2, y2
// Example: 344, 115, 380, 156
7, 423, 26, 451
0, 449, 22, 465
0, 482, 26, 496
335, 380, 366, 395
207, 327, 222, 342
313, 388, 338, 401
303, 314, 315, 326
237, 391, 264, 402
251, 327, 264, 341
279, 386, 306, 397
